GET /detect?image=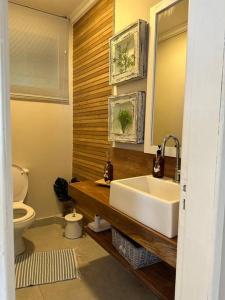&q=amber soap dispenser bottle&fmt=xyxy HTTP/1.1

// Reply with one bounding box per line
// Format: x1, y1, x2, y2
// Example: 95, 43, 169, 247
104, 151, 113, 183
153, 145, 164, 178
